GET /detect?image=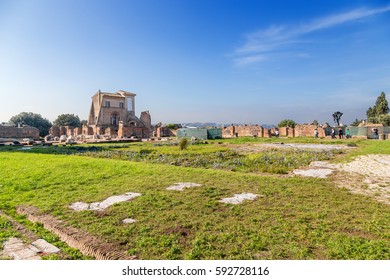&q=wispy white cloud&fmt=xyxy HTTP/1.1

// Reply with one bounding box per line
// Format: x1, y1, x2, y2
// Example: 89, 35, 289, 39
233, 5, 390, 65
233, 54, 268, 66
